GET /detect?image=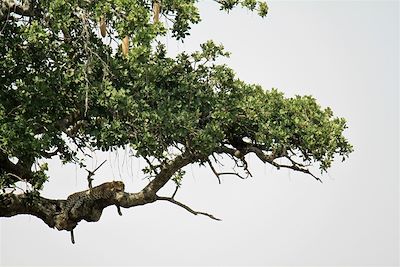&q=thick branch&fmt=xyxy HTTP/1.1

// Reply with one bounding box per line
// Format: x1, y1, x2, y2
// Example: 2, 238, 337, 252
0, 182, 154, 232
0, 178, 222, 234
0, 149, 207, 233
0, 193, 62, 228
142, 151, 195, 196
